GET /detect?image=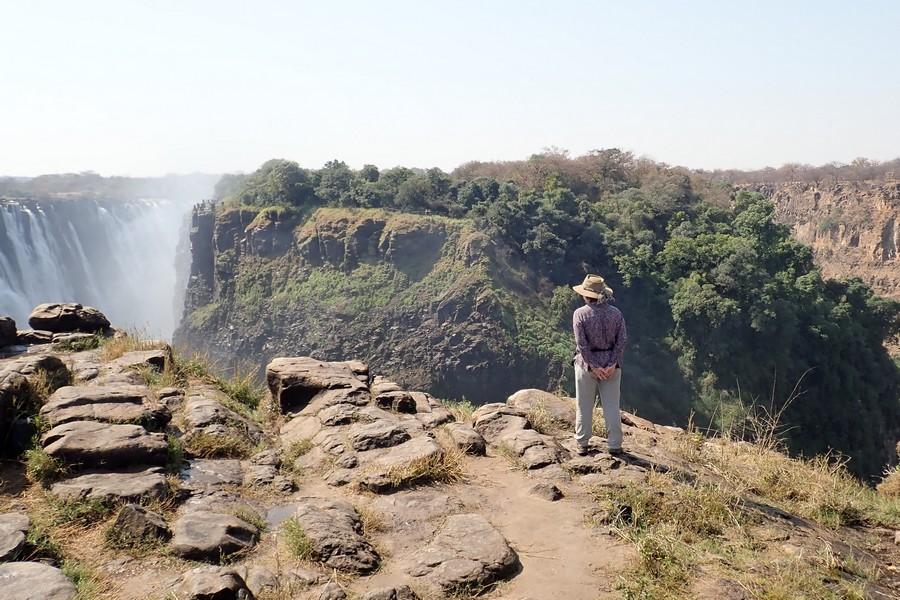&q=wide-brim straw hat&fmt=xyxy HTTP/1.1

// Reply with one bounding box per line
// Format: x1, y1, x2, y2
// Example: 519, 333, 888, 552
572, 274, 614, 300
